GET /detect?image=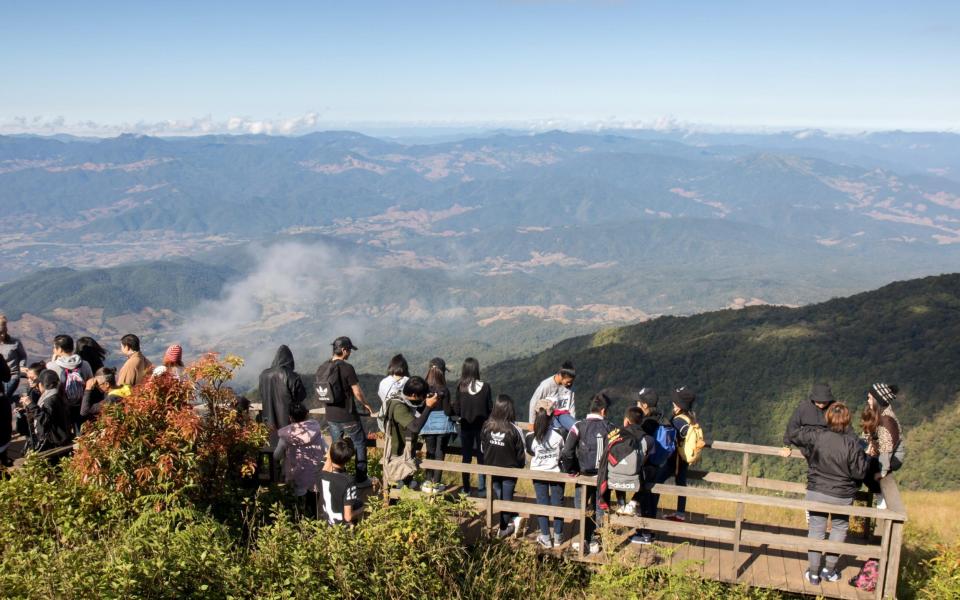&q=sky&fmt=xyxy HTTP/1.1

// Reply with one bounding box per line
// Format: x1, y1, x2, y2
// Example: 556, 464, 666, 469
1, 0, 958, 135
